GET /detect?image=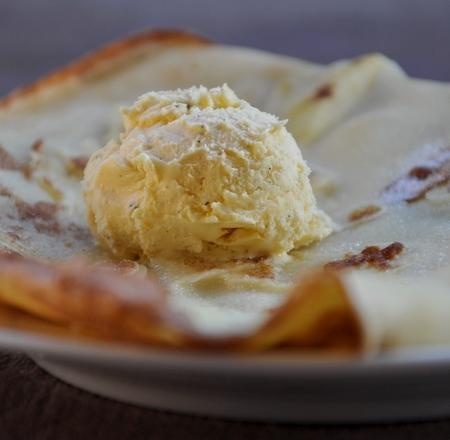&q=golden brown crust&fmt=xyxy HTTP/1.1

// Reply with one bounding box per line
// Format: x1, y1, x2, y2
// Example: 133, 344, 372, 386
0, 29, 210, 112
241, 271, 363, 352
324, 242, 404, 271
0, 145, 23, 171
348, 204, 382, 222
382, 147, 450, 204
0, 252, 194, 347
65, 155, 89, 179
0, 252, 362, 352
0, 303, 123, 344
